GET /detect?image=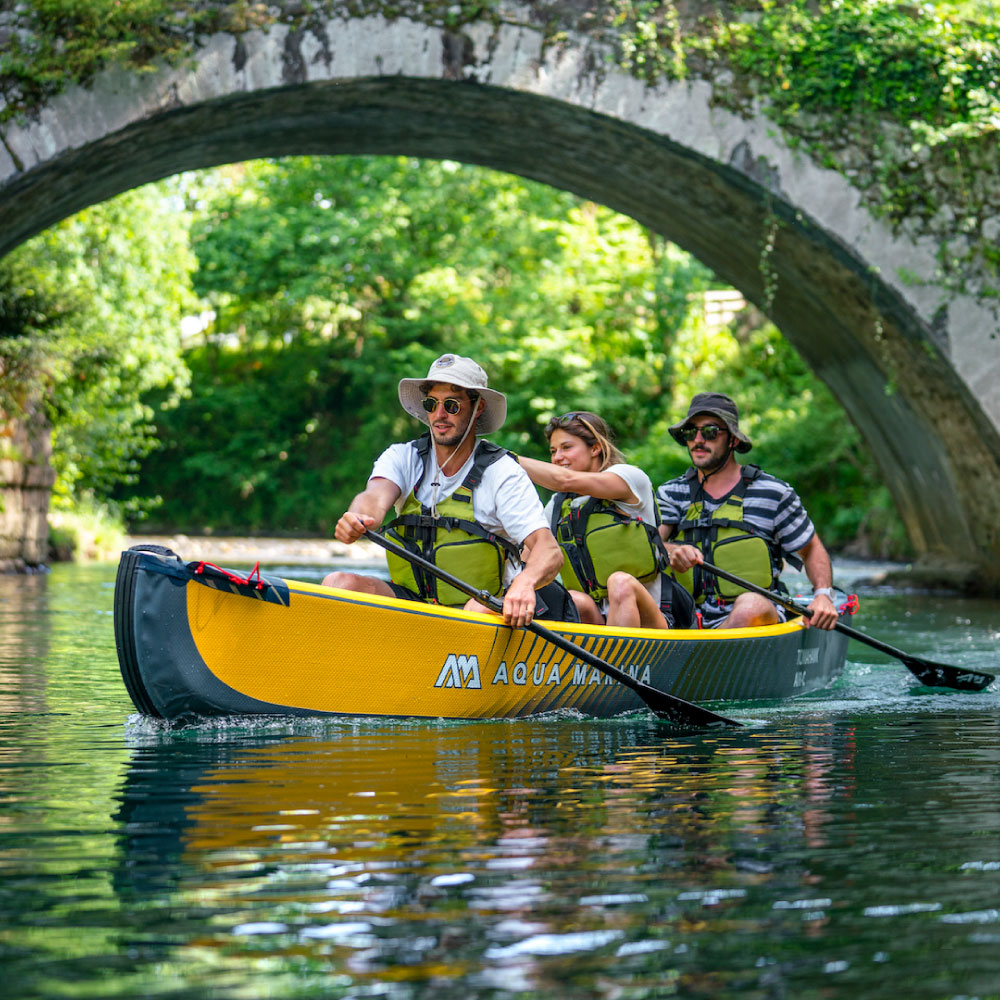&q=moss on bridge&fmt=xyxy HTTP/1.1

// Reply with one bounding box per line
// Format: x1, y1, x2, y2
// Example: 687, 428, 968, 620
1, 0, 998, 302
